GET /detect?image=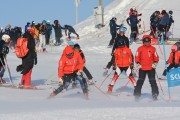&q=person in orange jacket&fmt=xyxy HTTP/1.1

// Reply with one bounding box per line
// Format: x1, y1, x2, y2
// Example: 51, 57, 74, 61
134, 35, 159, 101
162, 45, 180, 77
108, 40, 136, 93
50, 46, 88, 97
73, 43, 94, 85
